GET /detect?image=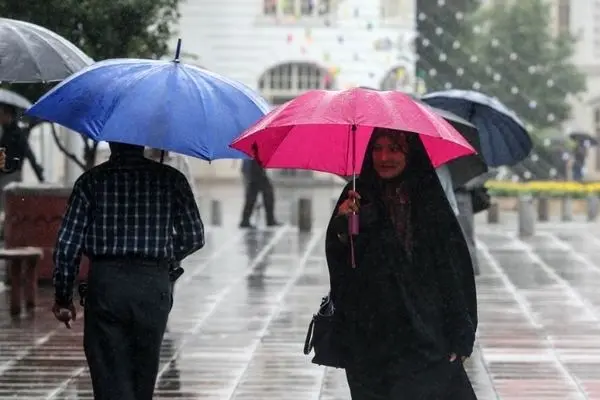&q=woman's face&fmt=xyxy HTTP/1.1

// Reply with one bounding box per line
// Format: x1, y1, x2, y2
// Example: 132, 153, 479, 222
372, 133, 408, 179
